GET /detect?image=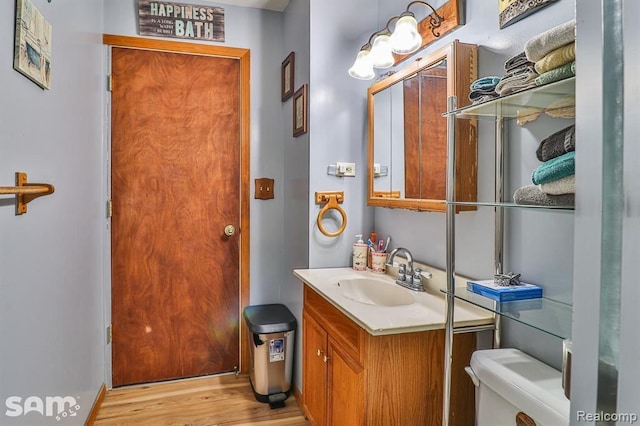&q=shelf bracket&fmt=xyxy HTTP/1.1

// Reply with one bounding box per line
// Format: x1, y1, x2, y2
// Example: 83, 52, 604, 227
0, 172, 55, 215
